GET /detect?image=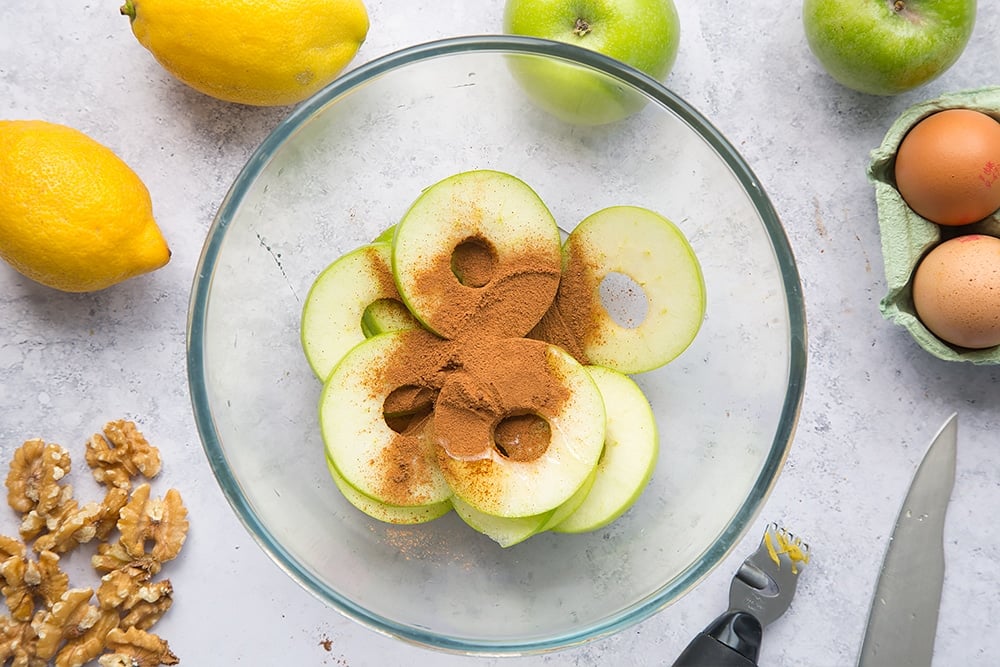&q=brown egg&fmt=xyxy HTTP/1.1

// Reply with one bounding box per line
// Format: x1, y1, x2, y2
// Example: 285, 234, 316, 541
912, 234, 1000, 349
894, 109, 1000, 226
